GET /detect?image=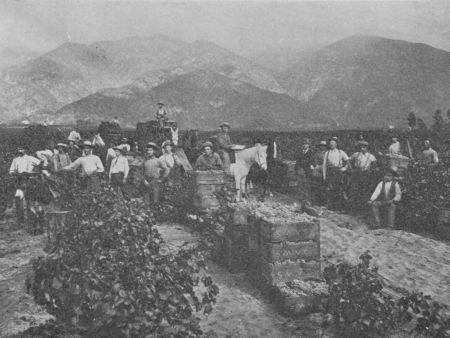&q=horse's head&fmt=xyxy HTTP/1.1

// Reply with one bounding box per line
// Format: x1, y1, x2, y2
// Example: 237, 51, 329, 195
255, 143, 268, 170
